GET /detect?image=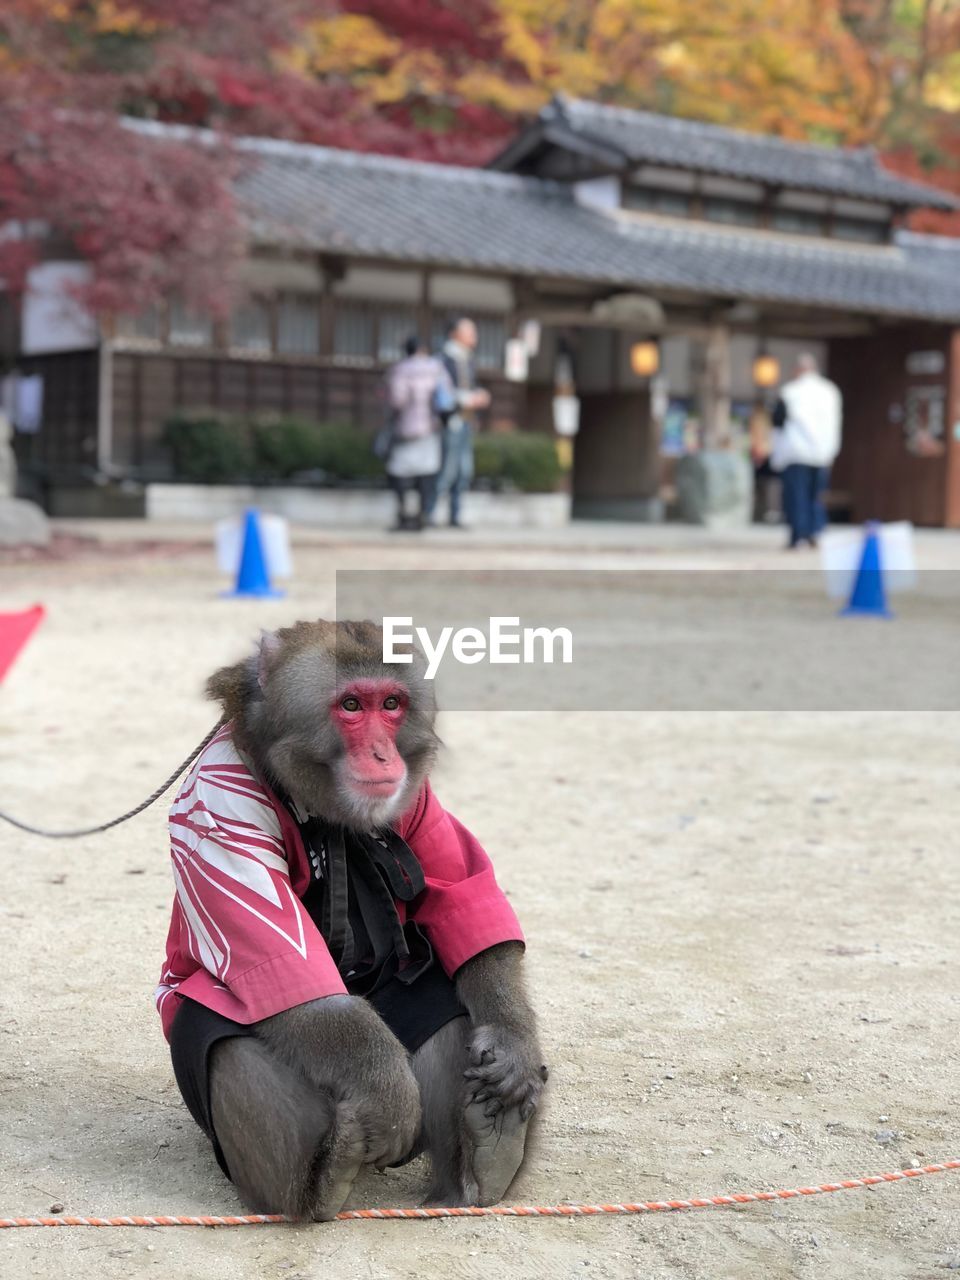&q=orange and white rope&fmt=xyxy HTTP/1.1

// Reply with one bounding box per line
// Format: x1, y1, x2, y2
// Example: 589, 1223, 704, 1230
1, 1159, 957, 1228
